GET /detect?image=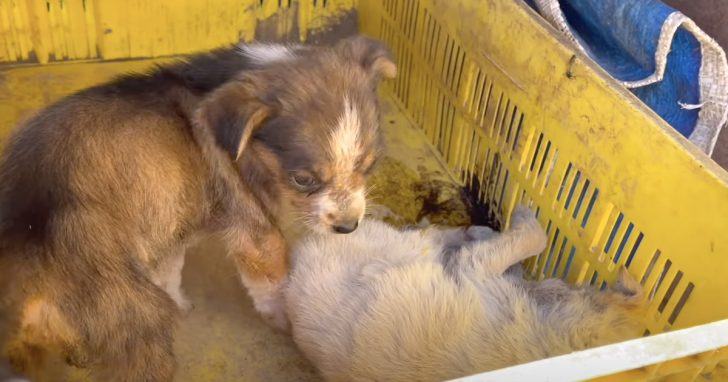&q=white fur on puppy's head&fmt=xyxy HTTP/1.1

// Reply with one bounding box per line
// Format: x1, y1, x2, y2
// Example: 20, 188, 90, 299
237, 43, 300, 65
221, 38, 393, 236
